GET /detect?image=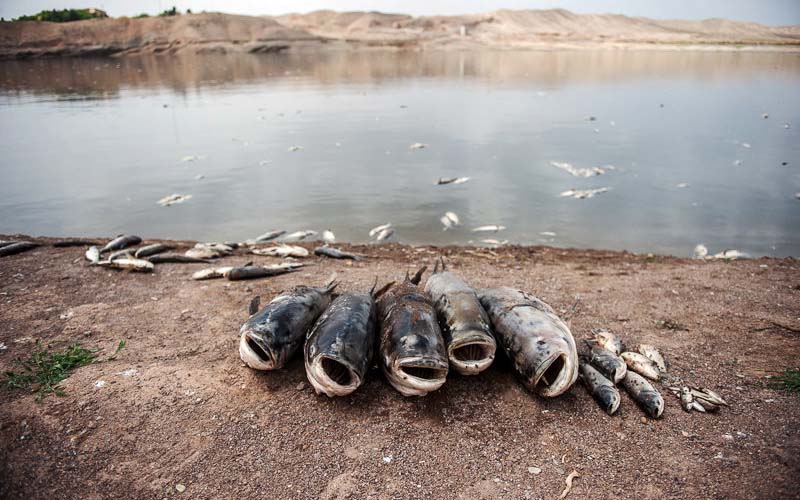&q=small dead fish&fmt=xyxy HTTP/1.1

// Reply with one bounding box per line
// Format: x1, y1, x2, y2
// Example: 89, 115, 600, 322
409, 142, 426, 150
254, 230, 286, 243
638, 344, 666, 372
100, 235, 142, 254
560, 187, 610, 199
621, 352, 660, 381
369, 223, 392, 237
440, 211, 460, 230
98, 257, 154, 272
148, 253, 211, 264
585, 341, 627, 384
0, 241, 40, 257
579, 361, 620, 415
287, 145, 302, 152
680, 387, 694, 412
195, 242, 234, 254
711, 249, 750, 260
283, 230, 316, 241
157, 193, 192, 206
85, 246, 100, 264
252, 245, 309, 258
550, 161, 607, 178
691, 387, 728, 406
135, 243, 175, 258
185, 247, 223, 260
592, 329, 625, 355
108, 249, 134, 261
376, 228, 394, 241
436, 176, 470, 185
472, 225, 506, 233
322, 230, 336, 244
224, 264, 300, 281
314, 246, 361, 261
239, 280, 337, 370
53, 239, 101, 247
621, 371, 664, 418
192, 266, 235, 280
